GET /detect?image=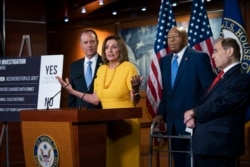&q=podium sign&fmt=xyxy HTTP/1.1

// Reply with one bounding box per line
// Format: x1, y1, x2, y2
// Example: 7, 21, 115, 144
0, 55, 64, 122
20, 108, 142, 167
